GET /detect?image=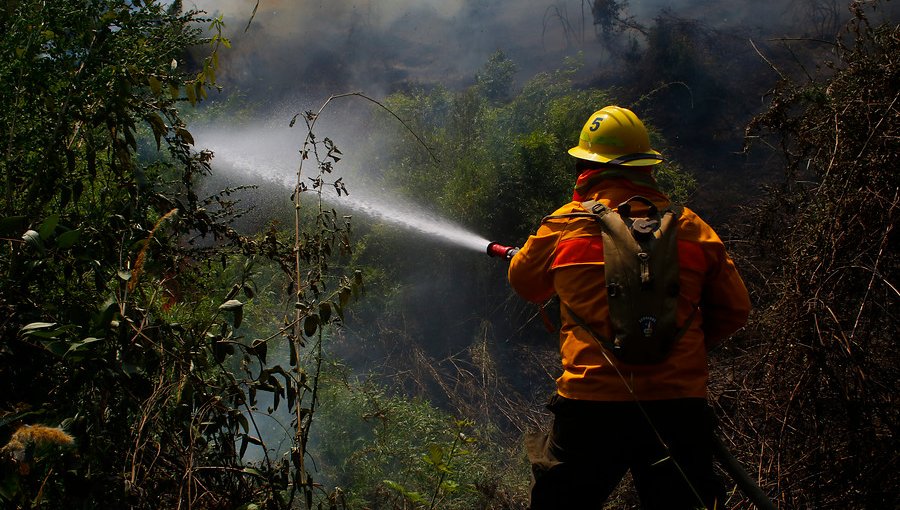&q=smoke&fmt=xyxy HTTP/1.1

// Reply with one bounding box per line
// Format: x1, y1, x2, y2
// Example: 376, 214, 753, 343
184, 0, 819, 102
187, 0, 540, 98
